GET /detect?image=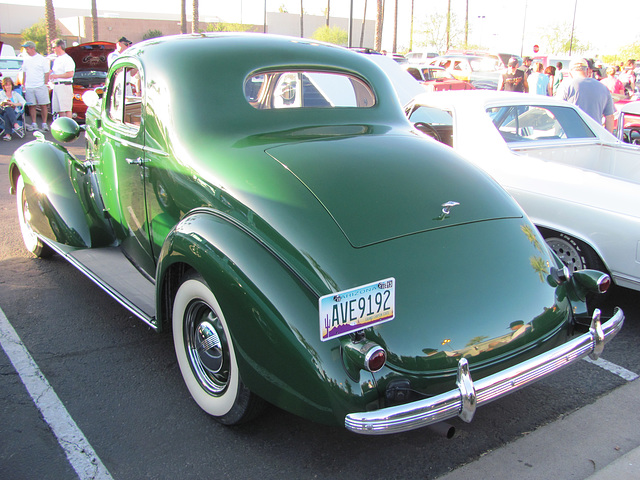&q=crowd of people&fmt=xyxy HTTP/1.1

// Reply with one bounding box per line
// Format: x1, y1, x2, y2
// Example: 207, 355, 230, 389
499, 55, 637, 133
